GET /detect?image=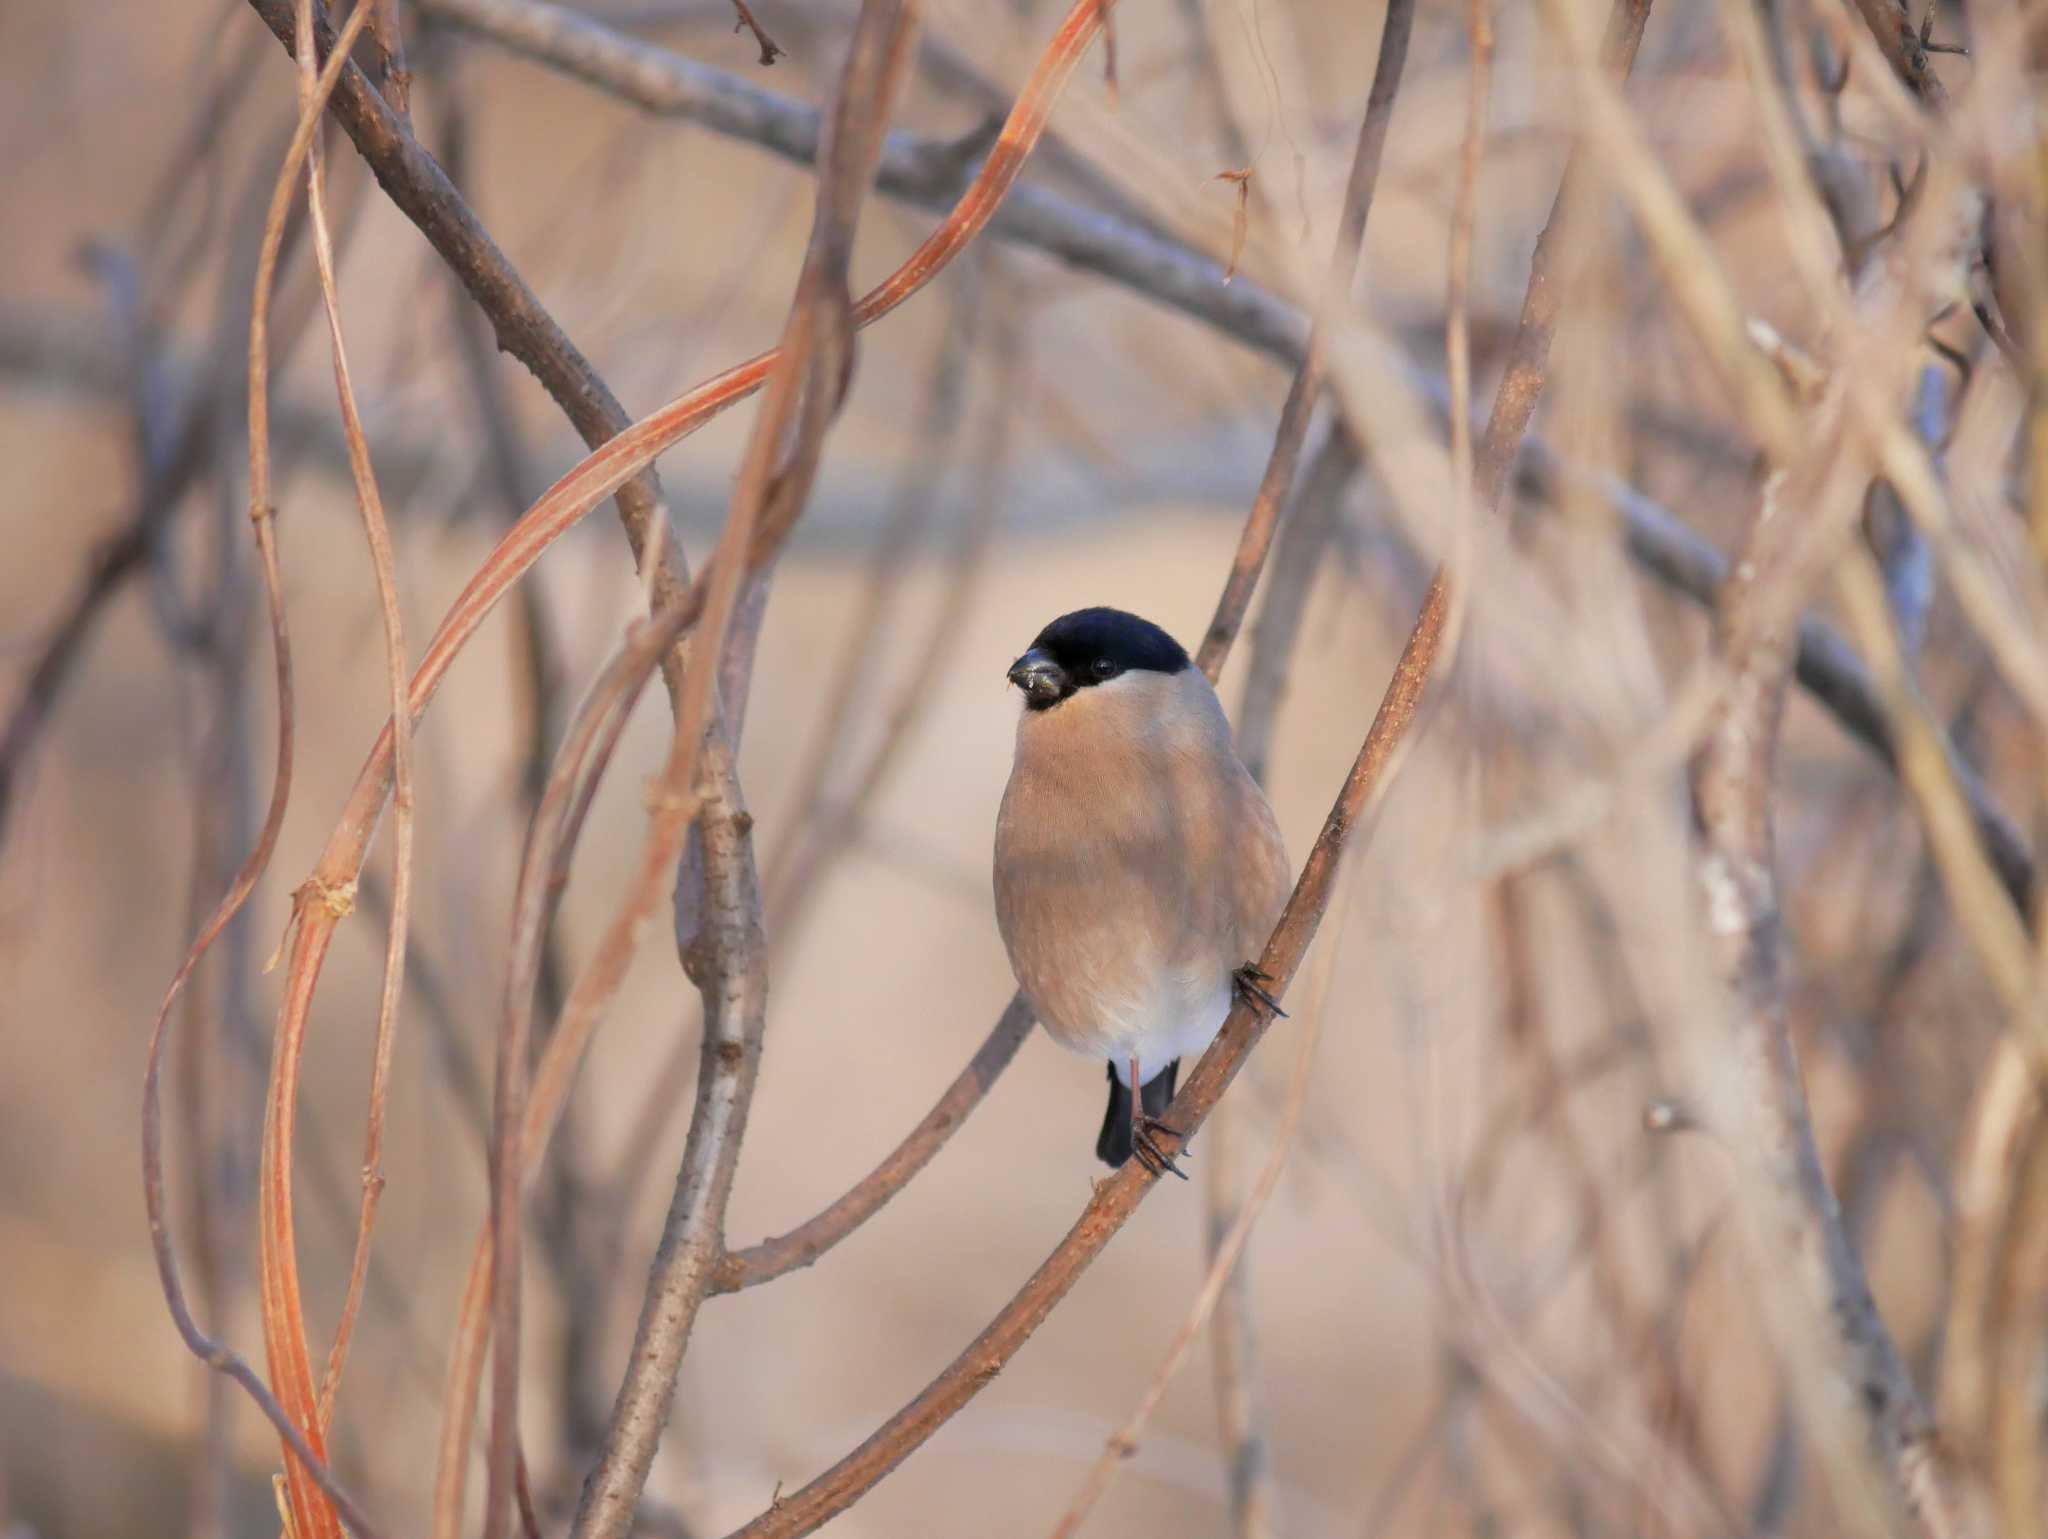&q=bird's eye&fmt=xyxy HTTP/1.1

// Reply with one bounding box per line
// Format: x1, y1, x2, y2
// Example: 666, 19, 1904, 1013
1090, 658, 1119, 680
